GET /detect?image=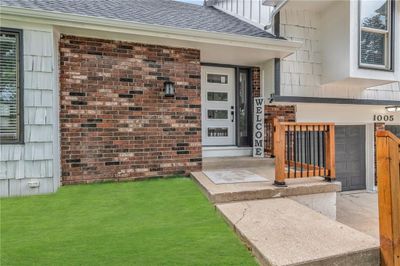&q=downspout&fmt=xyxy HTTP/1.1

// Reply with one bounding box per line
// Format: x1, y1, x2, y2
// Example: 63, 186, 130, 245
263, 0, 288, 101
264, 0, 289, 31
204, 0, 217, 6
